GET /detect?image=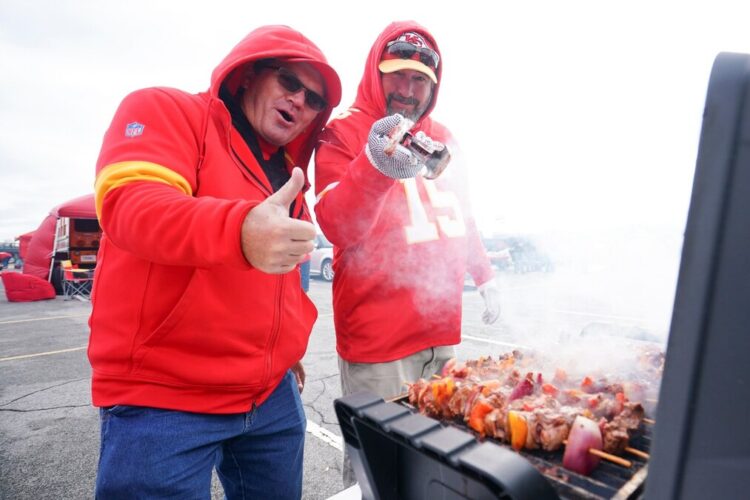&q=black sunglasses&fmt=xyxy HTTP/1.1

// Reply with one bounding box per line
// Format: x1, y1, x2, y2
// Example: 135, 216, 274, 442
266, 66, 327, 112
386, 41, 440, 70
